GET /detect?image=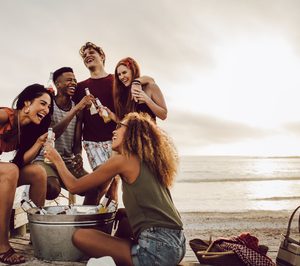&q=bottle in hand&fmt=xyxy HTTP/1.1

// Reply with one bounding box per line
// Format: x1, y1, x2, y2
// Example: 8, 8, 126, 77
84, 88, 98, 115
95, 98, 111, 123
44, 128, 54, 164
